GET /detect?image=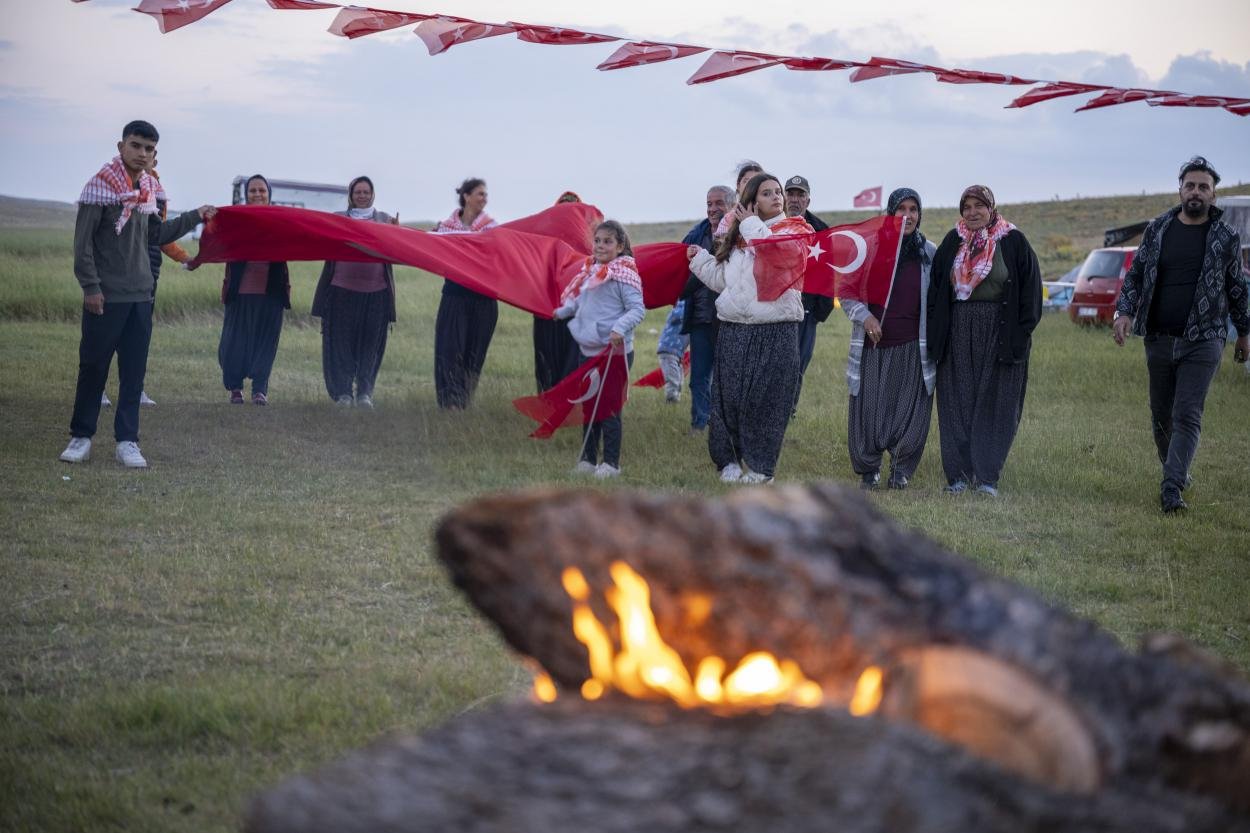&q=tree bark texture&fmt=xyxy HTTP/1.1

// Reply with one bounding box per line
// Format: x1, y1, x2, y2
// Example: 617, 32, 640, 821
245, 699, 1247, 833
